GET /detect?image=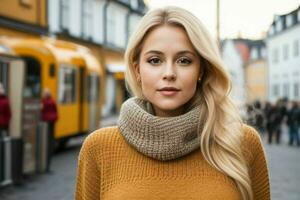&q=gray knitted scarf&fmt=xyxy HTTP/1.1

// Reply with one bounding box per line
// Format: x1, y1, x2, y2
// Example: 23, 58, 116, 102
118, 97, 201, 161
